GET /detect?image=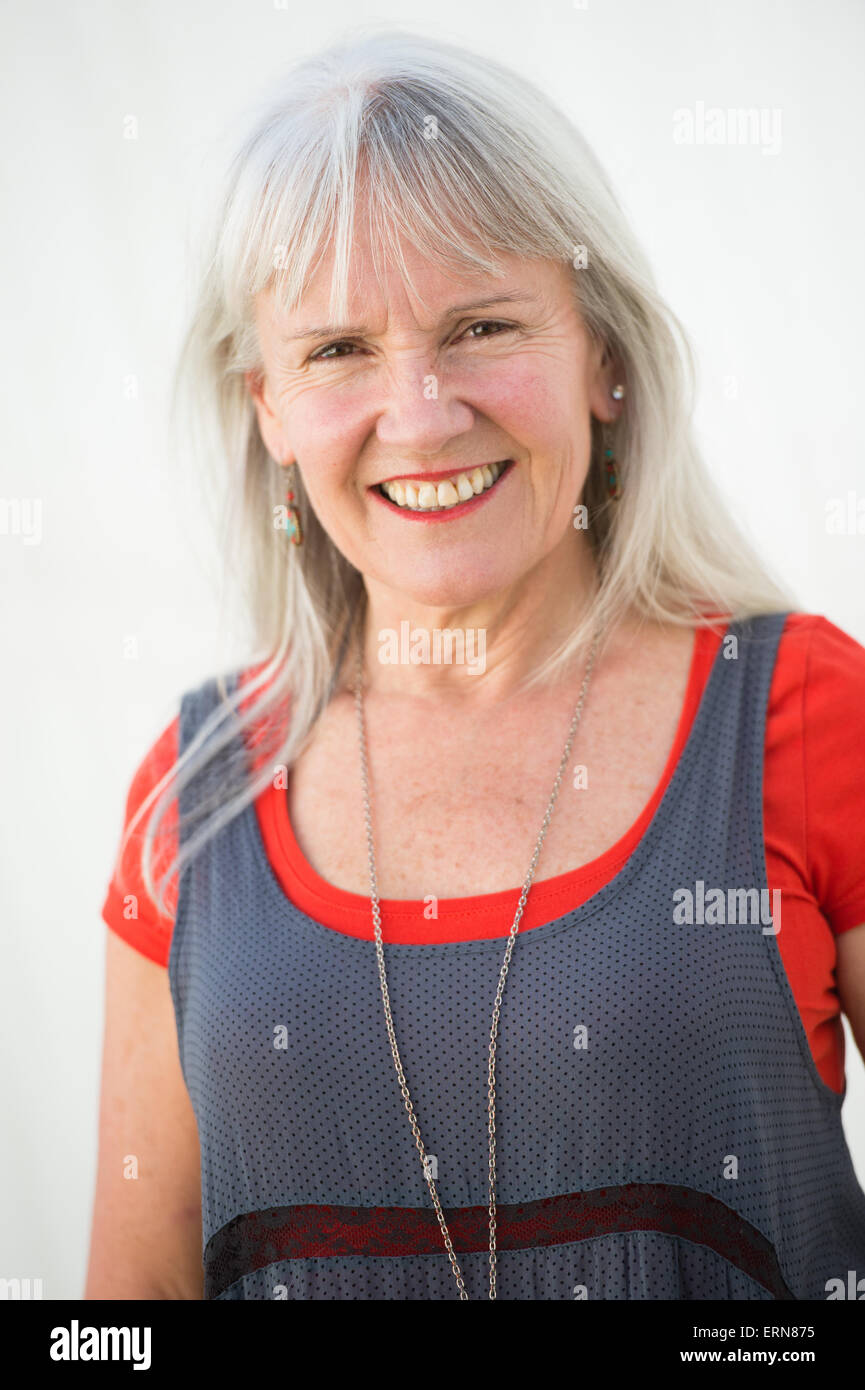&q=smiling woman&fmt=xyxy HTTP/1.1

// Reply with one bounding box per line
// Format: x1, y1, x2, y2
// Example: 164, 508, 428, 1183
248, 242, 618, 608
89, 28, 865, 1303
